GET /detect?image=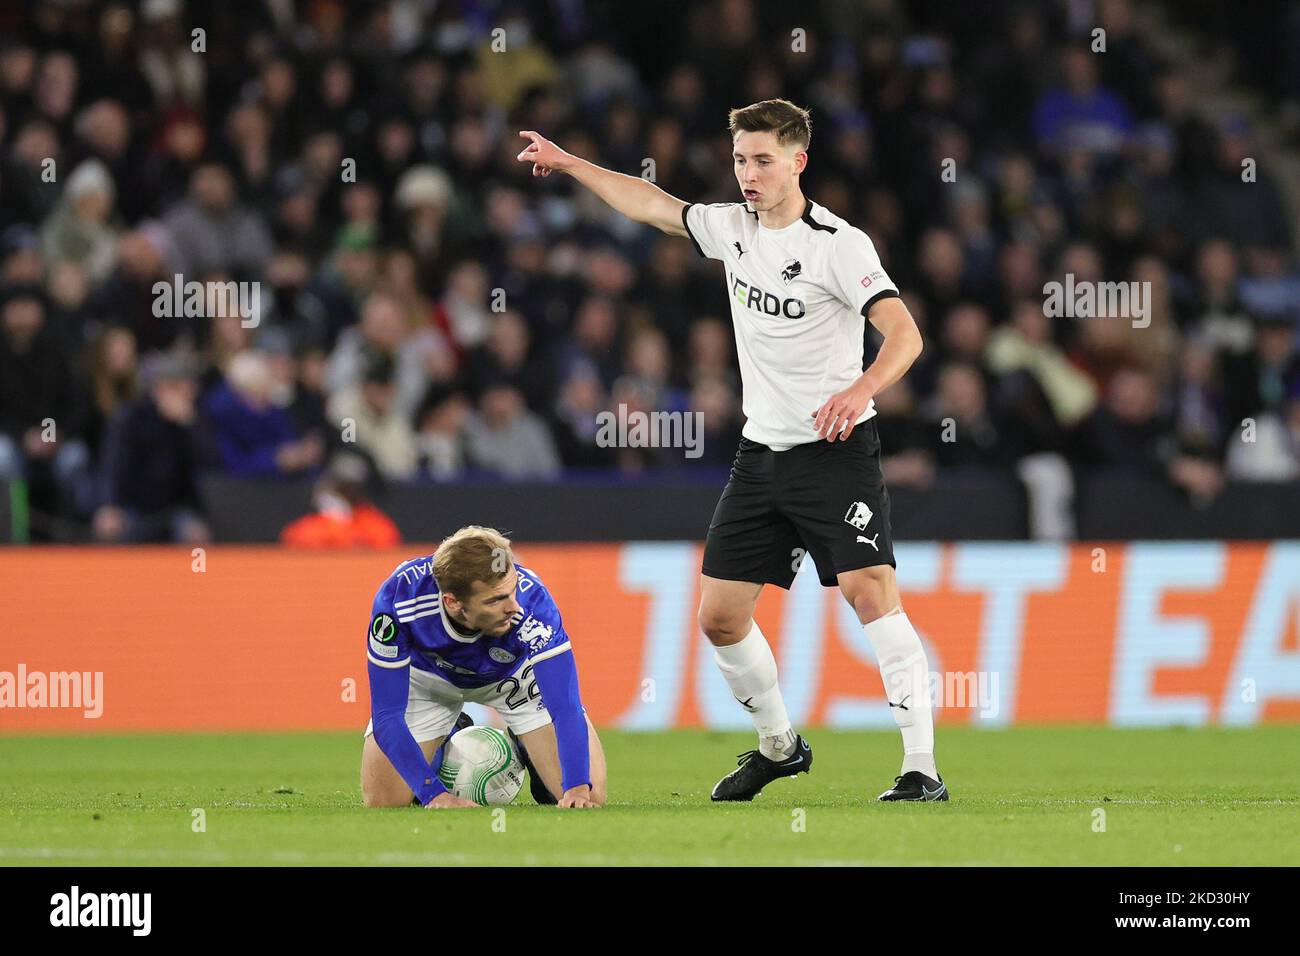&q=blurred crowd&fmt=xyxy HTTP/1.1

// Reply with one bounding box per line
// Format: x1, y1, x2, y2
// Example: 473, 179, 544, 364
1, 0, 1298, 541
